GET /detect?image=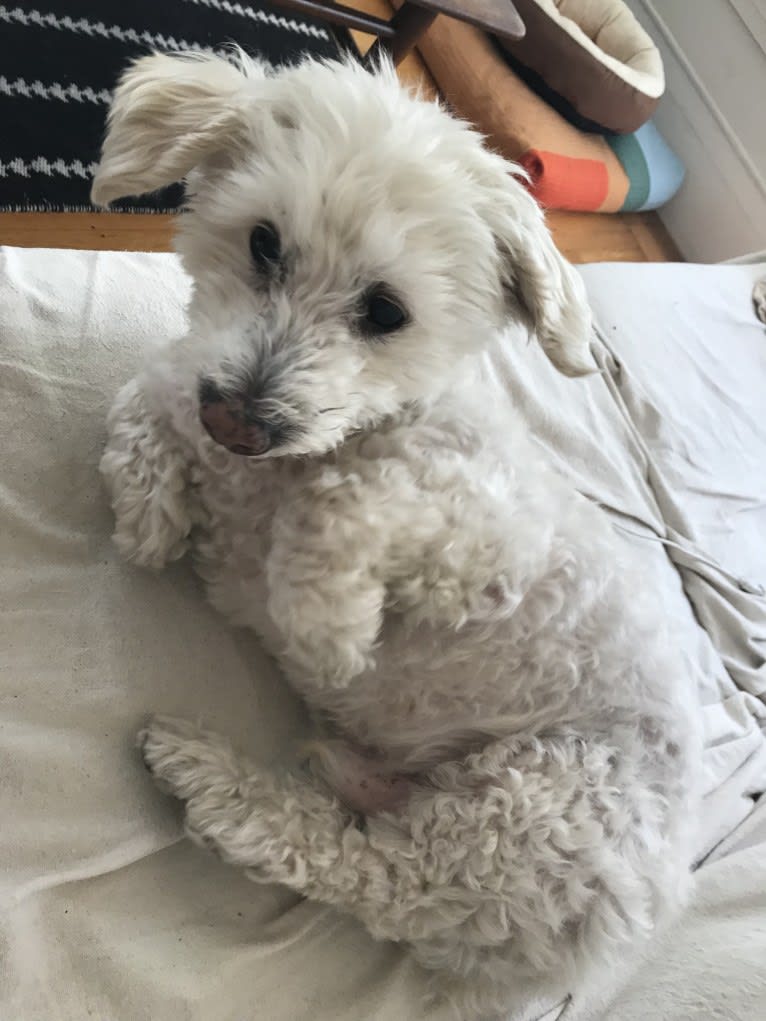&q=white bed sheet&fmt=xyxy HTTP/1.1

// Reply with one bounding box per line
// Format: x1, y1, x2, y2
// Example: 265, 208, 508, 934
1, 247, 764, 1021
